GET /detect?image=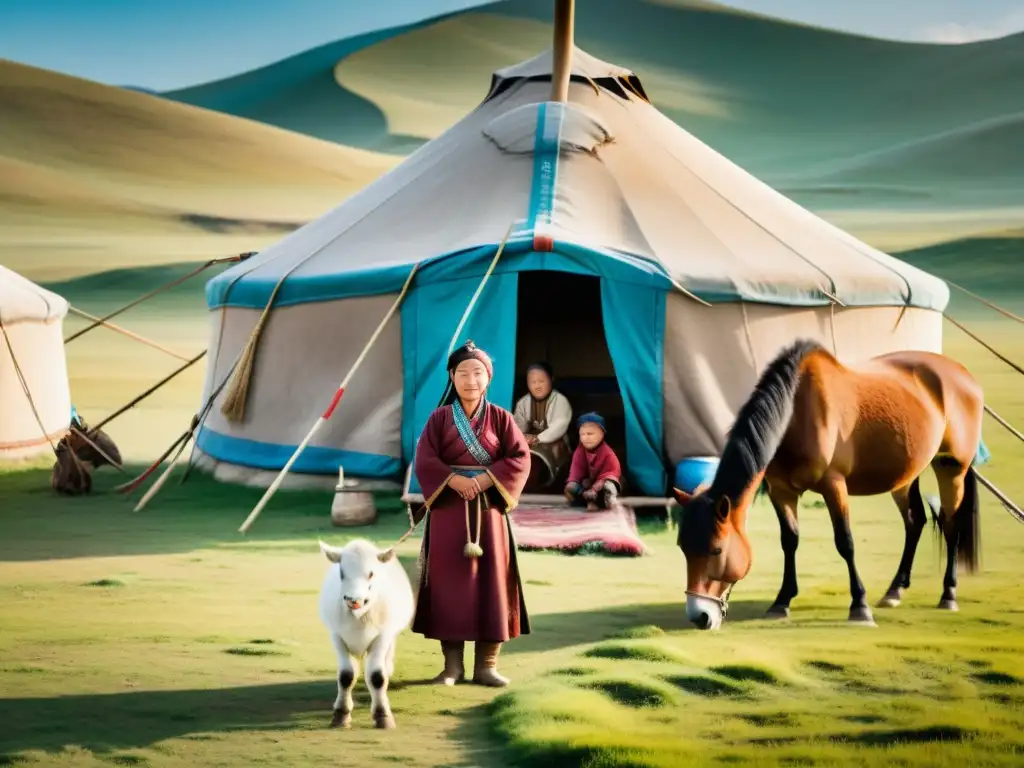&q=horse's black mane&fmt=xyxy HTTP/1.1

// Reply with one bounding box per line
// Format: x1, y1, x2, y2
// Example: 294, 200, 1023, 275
710, 339, 826, 500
